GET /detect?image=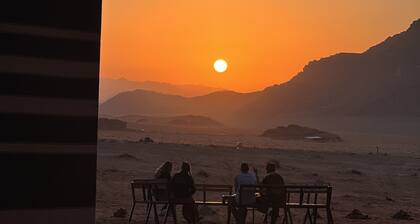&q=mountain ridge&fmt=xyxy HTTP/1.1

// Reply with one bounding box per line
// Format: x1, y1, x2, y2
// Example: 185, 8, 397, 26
100, 19, 420, 125
99, 78, 224, 102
